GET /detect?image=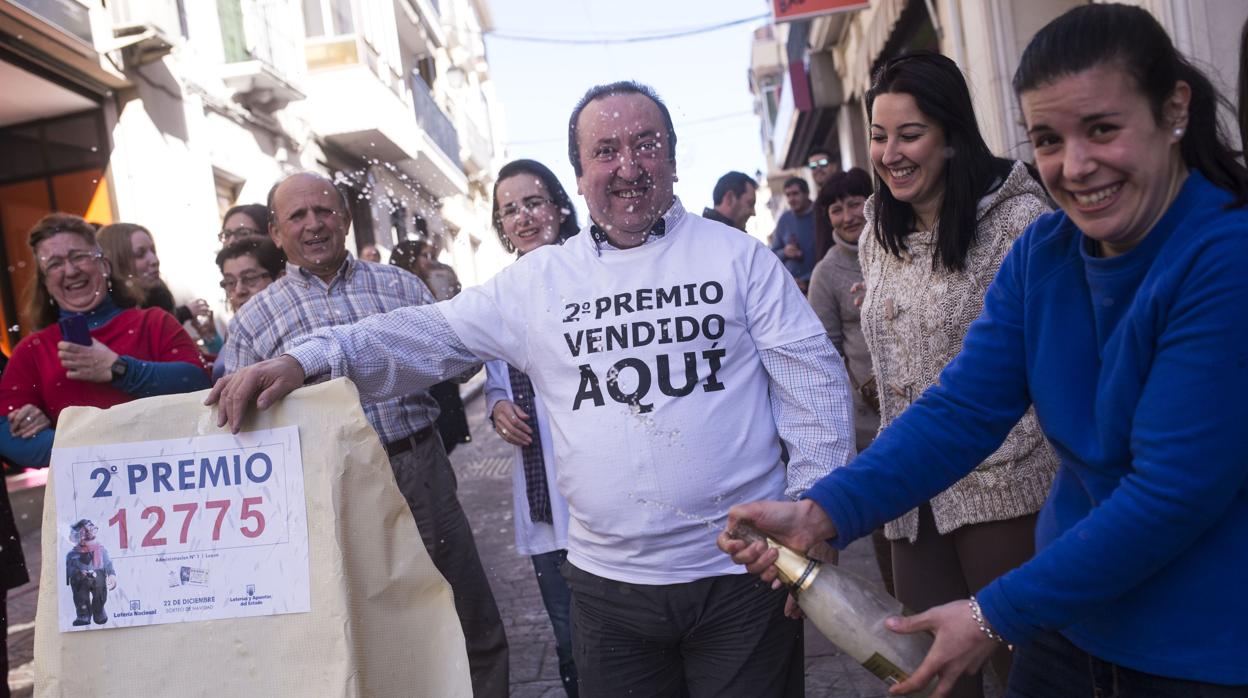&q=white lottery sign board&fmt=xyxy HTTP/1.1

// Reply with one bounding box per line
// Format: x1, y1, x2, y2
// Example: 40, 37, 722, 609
51, 426, 309, 632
